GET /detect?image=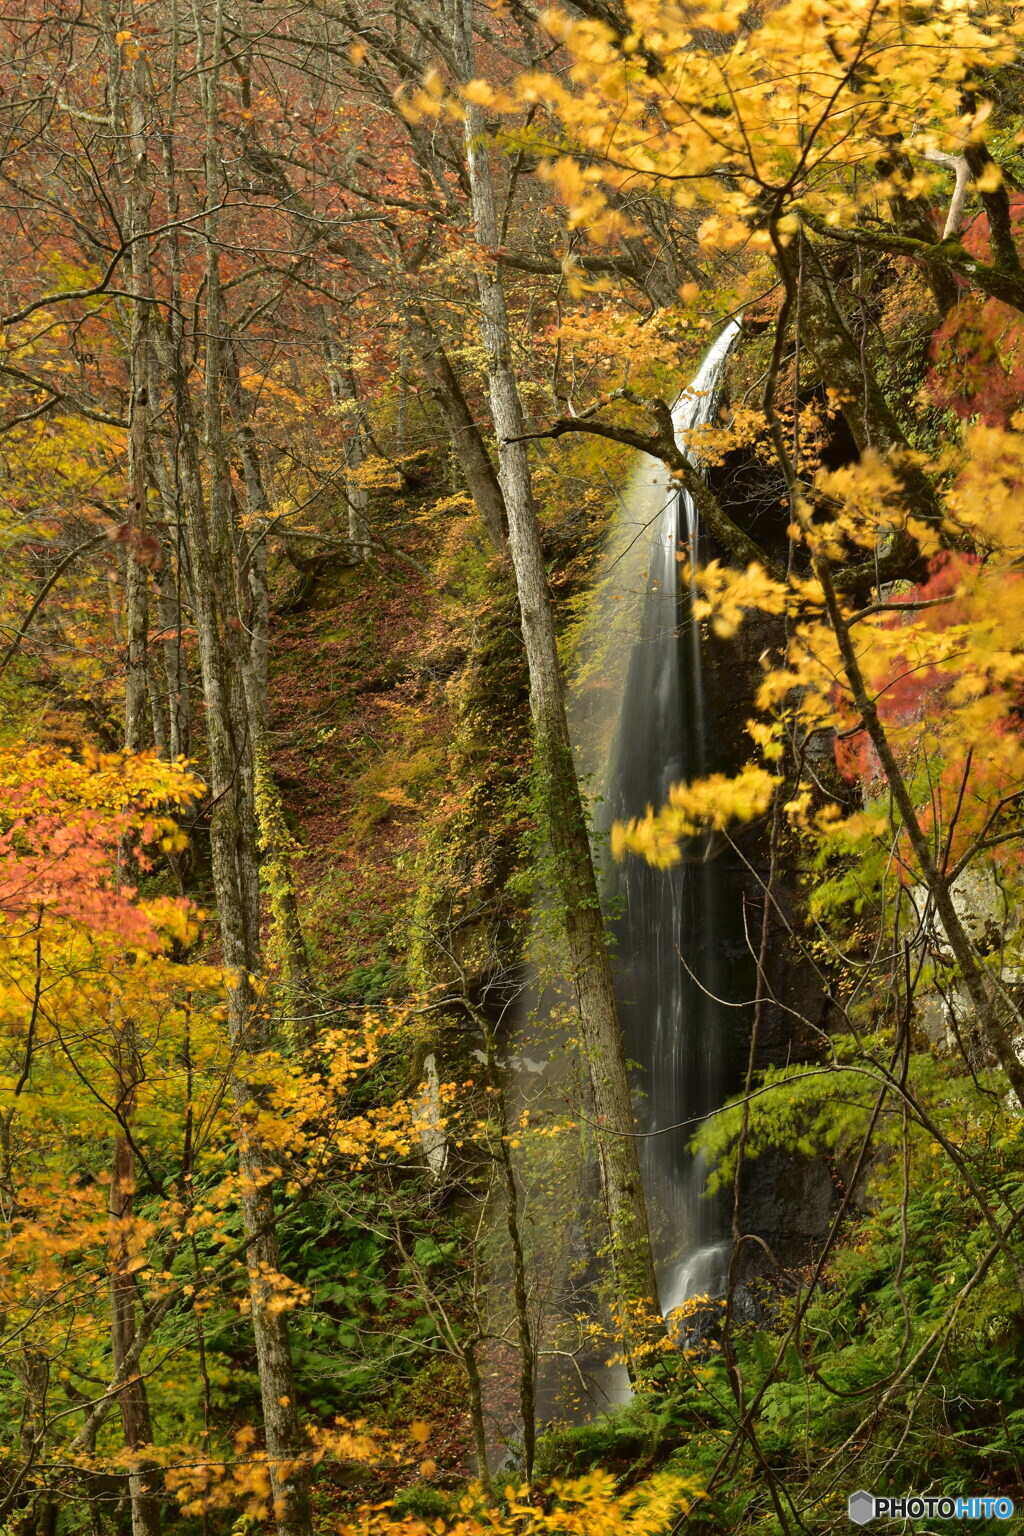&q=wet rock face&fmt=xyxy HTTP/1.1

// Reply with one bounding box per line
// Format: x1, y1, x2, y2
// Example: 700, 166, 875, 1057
740, 1150, 840, 1258
683, 412, 842, 1286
